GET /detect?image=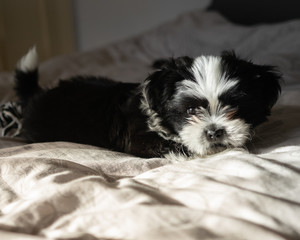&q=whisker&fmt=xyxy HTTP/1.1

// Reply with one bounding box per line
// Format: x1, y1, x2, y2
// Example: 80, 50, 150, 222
226, 109, 237, 119
188, 121, 196, 125
192, 115, 201, 123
